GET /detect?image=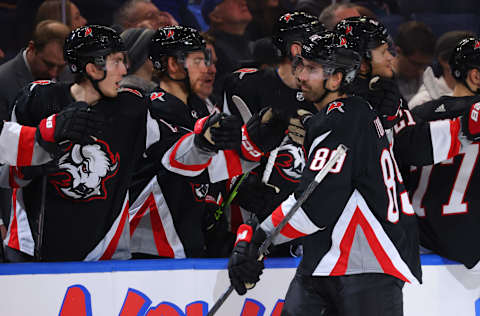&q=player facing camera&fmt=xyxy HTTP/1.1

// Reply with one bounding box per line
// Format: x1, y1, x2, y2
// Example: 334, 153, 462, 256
149, 26, 212, 93
294, 31, 360, 106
